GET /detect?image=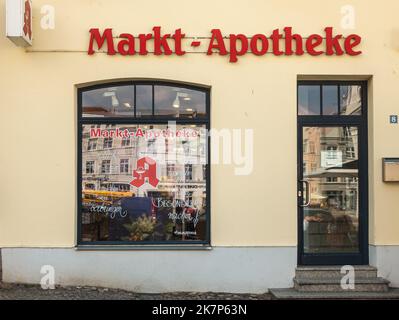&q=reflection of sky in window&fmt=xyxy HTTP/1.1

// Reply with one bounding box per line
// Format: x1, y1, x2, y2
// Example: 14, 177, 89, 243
136, 85, 152, 117
322, 86, 338, 115
82, 86, 134, 117
154, 86, 206, 117
340, 85, 361, 115
298, 85, 320, 115
82, 85, 207, 118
